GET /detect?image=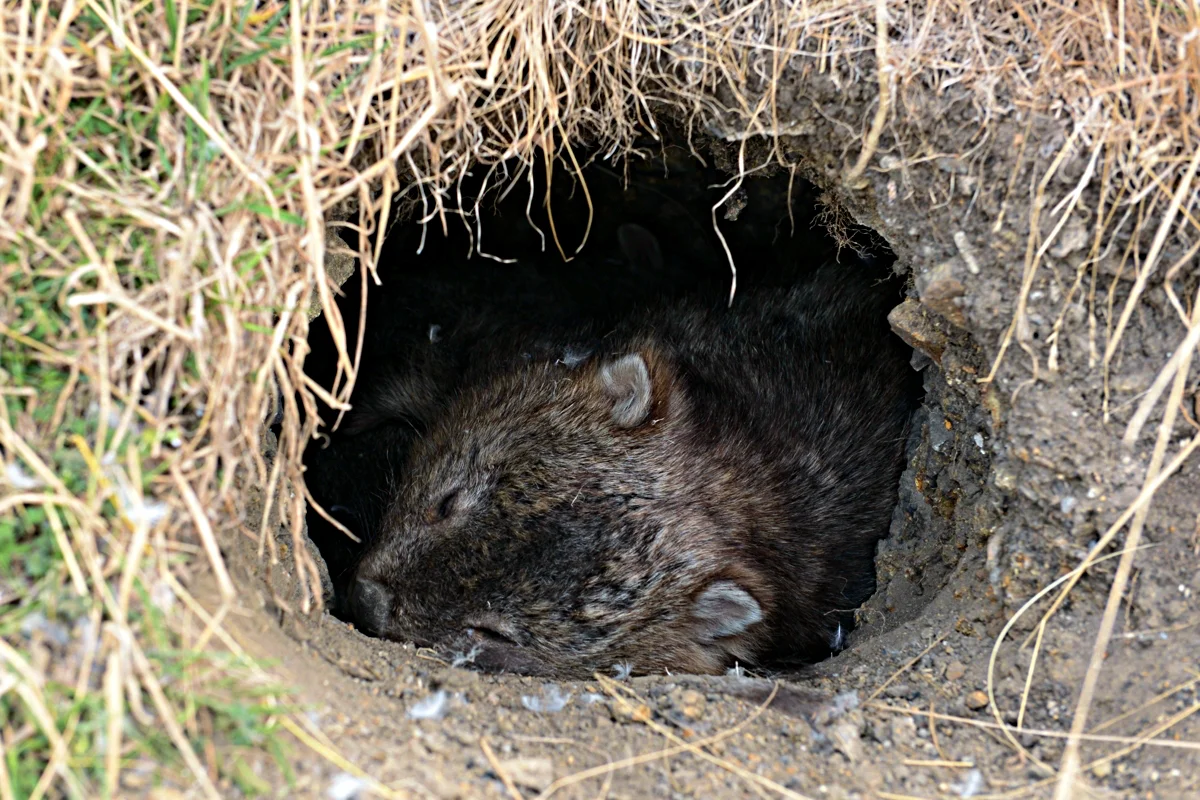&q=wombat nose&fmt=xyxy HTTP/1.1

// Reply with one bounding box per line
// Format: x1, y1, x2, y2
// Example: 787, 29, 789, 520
349, 577, 393, 636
